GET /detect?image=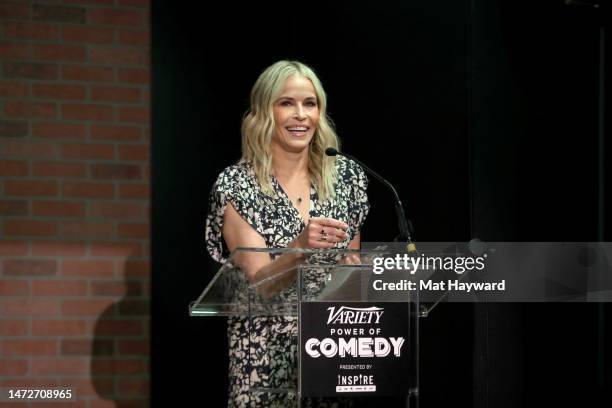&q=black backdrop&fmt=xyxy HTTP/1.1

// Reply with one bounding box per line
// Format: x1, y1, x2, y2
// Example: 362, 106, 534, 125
152, 0, 611, 406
